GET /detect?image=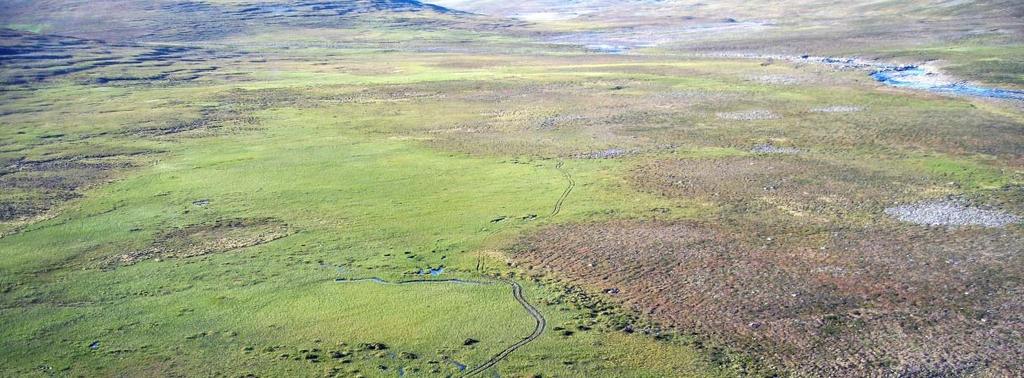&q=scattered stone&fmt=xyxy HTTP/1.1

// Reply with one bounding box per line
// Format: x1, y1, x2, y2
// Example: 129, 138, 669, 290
750, 75, 799, 85
715, 110, 779, 121
359, 342, 388, 351
579, 148, 629, 159
89, 341, 100, 350
192, 199, 210, 207
462, 338, 479, 346
604, 287, 620, 295
810, 105, 862, 113
750, 144, 800, 155
885, 199, 1021, 228
538, 114, 585, 129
